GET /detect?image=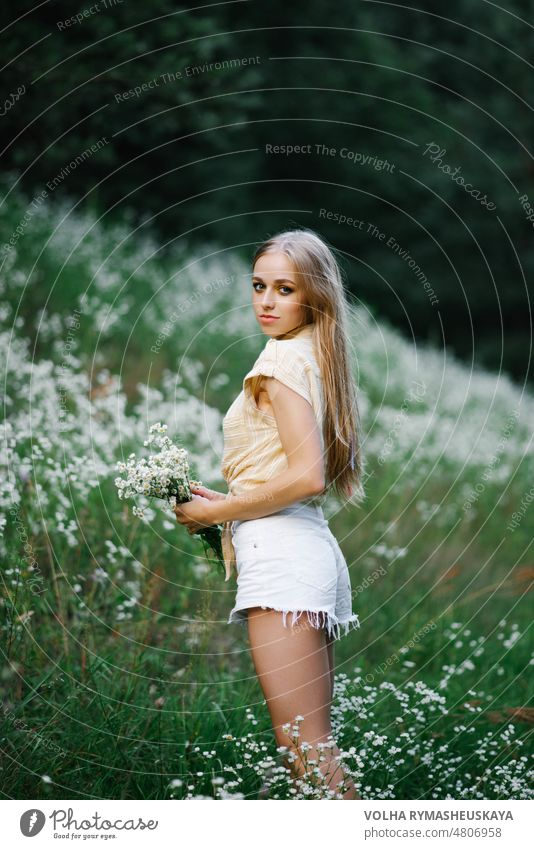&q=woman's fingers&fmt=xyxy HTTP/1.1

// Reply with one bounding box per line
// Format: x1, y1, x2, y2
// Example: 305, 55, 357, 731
174, 508, 190, 528
175, 513, 199, 534
190, 485, 226, 501
191, 485, 212, 499
173, 501, 204, 534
